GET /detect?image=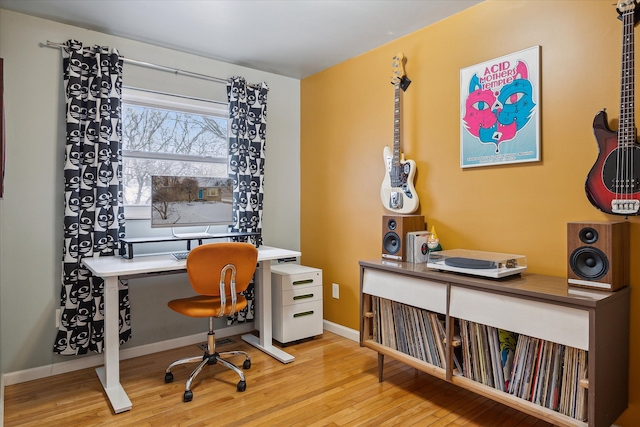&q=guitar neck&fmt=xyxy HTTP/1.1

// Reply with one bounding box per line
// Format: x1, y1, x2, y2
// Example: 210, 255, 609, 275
393, 83, 401, 166
620, 6, 636, 147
